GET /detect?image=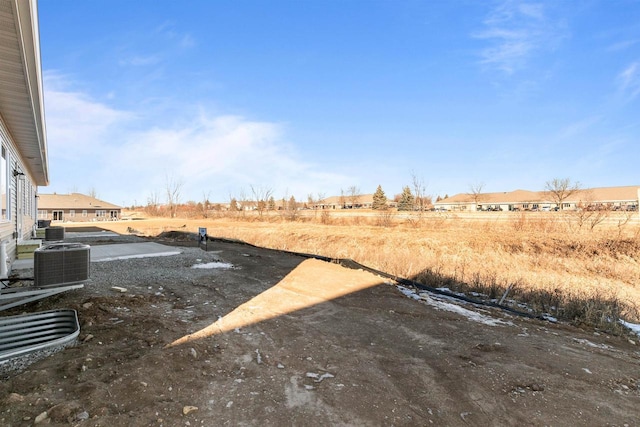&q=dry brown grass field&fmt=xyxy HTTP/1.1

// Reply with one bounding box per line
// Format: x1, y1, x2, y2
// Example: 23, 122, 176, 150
67, 209, 640, 333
